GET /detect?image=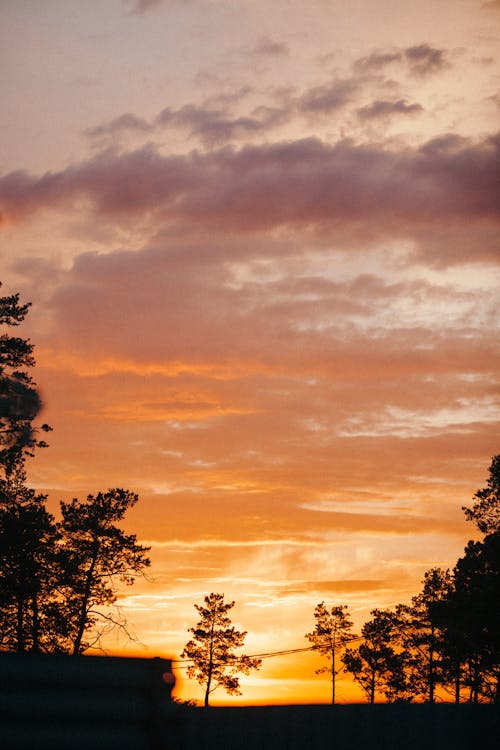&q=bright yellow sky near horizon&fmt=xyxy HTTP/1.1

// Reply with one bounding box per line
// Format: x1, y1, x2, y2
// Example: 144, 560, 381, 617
1, 0, 499, 705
